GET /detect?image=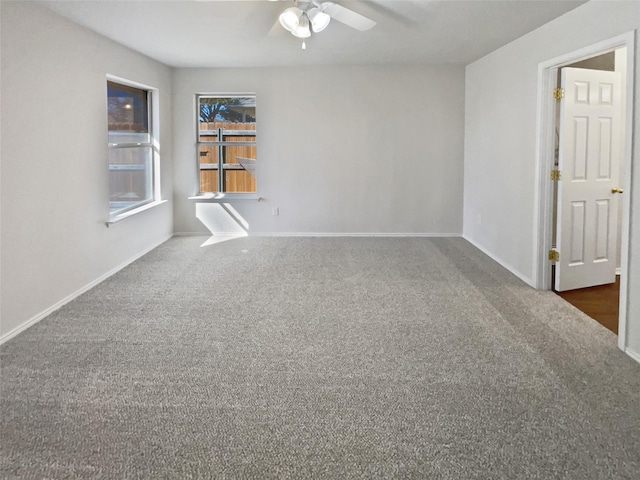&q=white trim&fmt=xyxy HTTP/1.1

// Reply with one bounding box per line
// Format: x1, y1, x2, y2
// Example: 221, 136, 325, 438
252, 232, 462, 237
106, 74, 157, 92
533, 31, 635, 353
616, 40, 635, 353
173, 232, 212, 236
463, 235, 535, 287
625, 348, 640, 366
197, 92, 257, 98
174, 232, 462, 238
0, 235, 172, 345
534, 62, 558, 290
188, 194, 260, 201
107, 199, 168, 227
